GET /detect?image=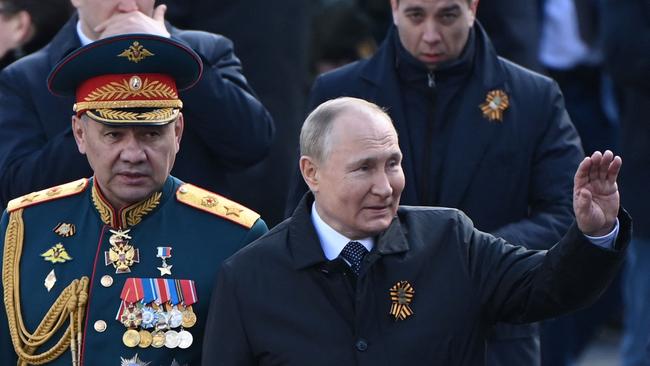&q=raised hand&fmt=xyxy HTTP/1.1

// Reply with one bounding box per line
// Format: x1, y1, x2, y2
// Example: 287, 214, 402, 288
574, 150, 622, 236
